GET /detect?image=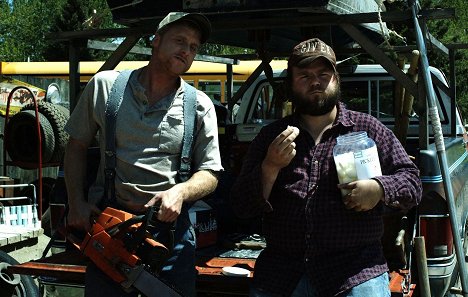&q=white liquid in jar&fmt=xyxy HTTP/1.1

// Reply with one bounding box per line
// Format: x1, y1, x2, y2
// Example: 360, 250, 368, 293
334, 152, 357, 196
